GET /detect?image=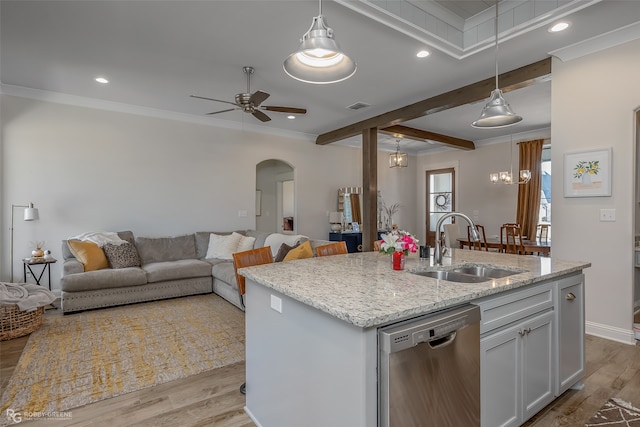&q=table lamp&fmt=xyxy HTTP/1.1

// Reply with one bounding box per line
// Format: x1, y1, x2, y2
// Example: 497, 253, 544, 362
329, 212, 343, 232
